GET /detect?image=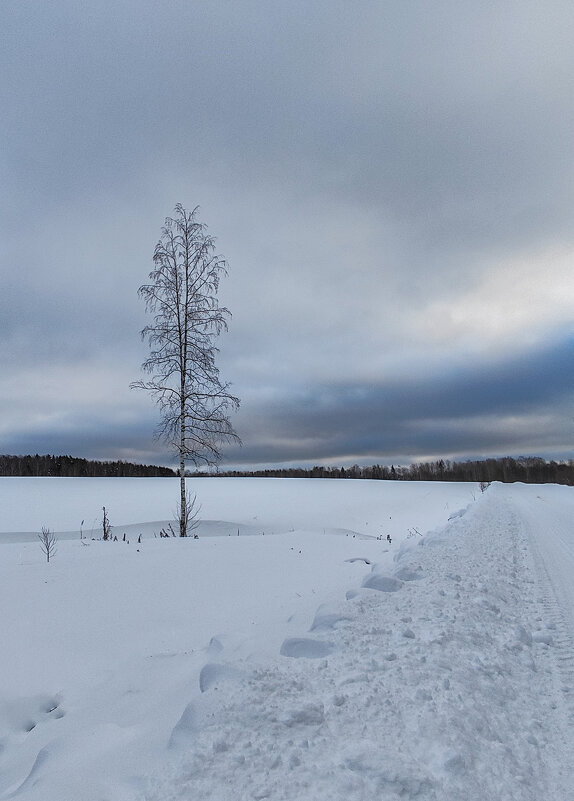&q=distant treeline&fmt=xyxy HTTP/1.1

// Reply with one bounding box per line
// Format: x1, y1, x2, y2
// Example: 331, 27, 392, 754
4, 453, 573, 484
195, 456, 574, 485
0, 454, 176, 478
